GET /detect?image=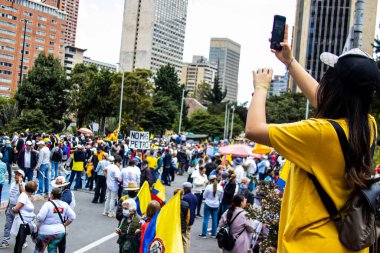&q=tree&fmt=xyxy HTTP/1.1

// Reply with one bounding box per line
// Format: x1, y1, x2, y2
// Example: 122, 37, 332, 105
194, 81, 211, 104
110, 69, 153, 132
265, 92, 314, 124
15, 53, 70, 131
203, 73, 227, 105
0, 97, 18, 128
7, 109, 52, 133
154, 64, 184, 105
